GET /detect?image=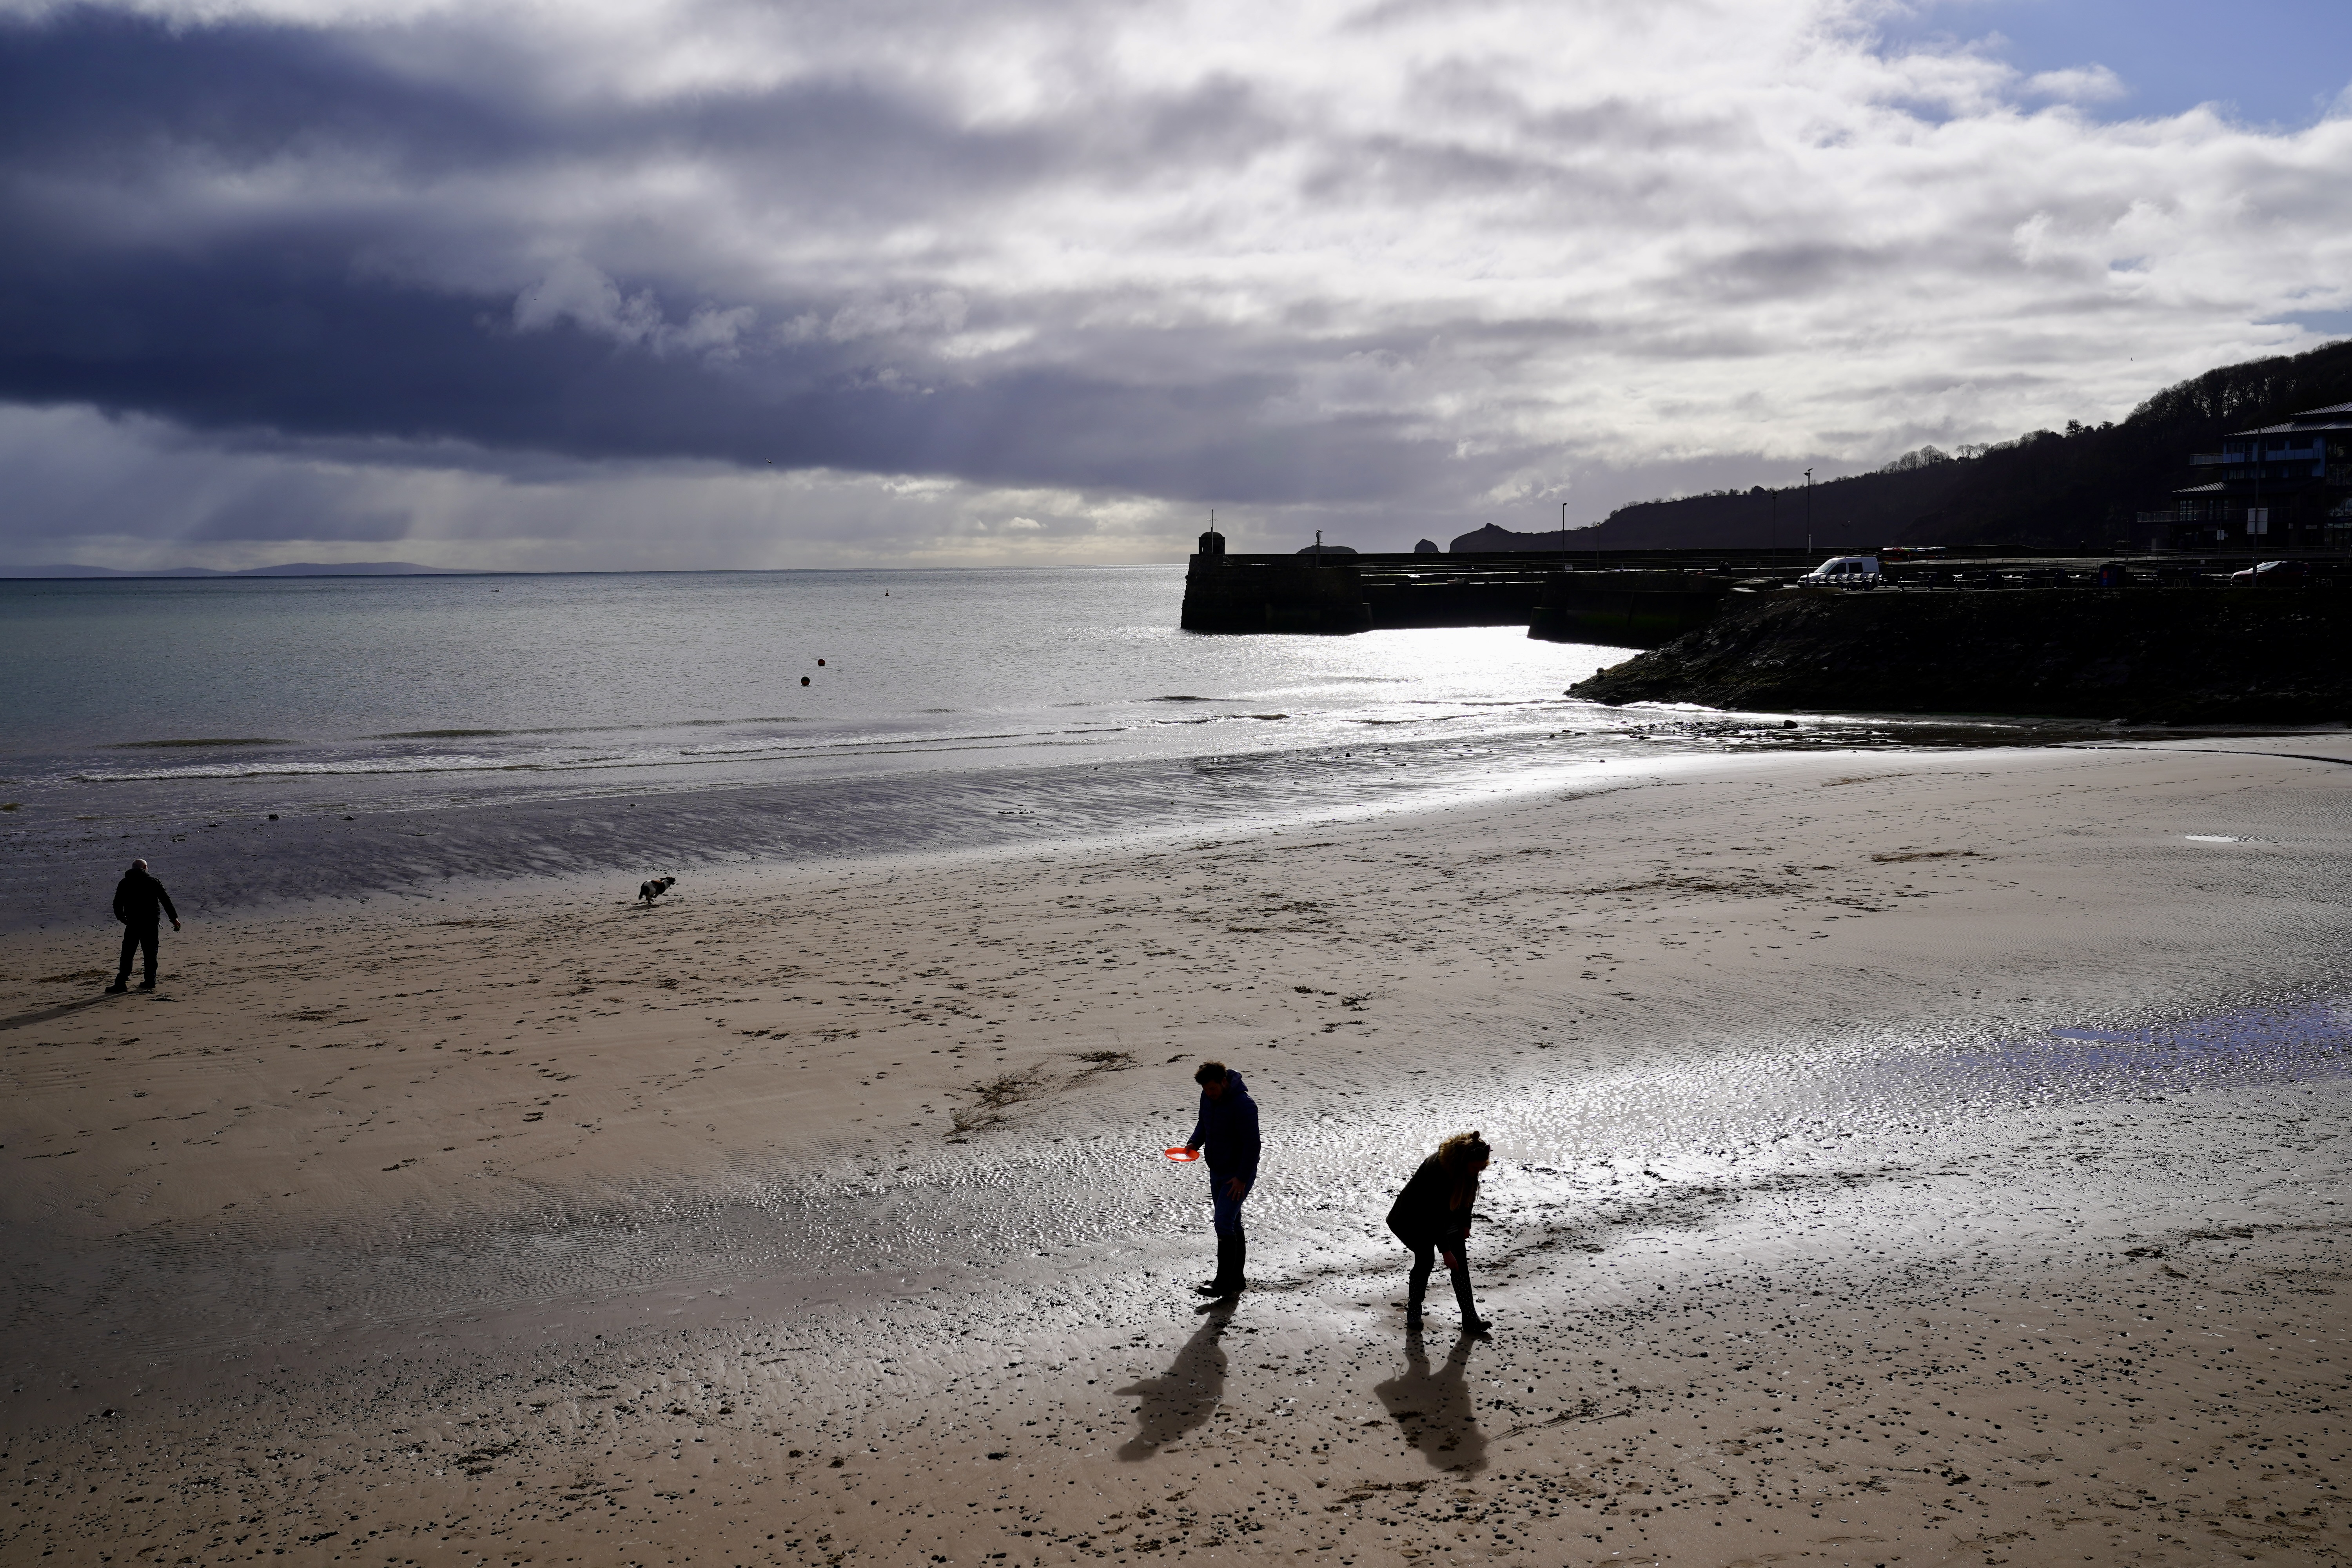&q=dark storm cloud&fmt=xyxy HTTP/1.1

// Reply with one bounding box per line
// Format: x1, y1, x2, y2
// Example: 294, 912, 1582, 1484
0, 8, 1274, 211
0, 10, 530, 176
0, 7, 1398, 504
0, 209, 1451, 503
0, 6, 1449, 505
